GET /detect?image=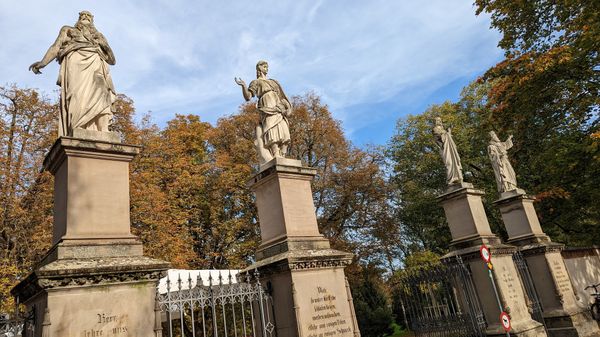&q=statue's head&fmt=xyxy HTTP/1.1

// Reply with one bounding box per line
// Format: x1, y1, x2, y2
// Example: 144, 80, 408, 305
489, 131, 500, 142
256, 60, 268, 78
78, 11, 94, 25
434, 117, 443, 126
